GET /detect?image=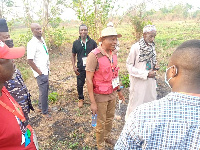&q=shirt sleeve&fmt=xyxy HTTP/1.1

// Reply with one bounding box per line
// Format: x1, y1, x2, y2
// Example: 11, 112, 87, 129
27, 41, 36, 60
93, 40, 97, 49
114, 112, 145, 150
72, 41, 77, 54
85, 52, 97, 72
126, 44, 149, 80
